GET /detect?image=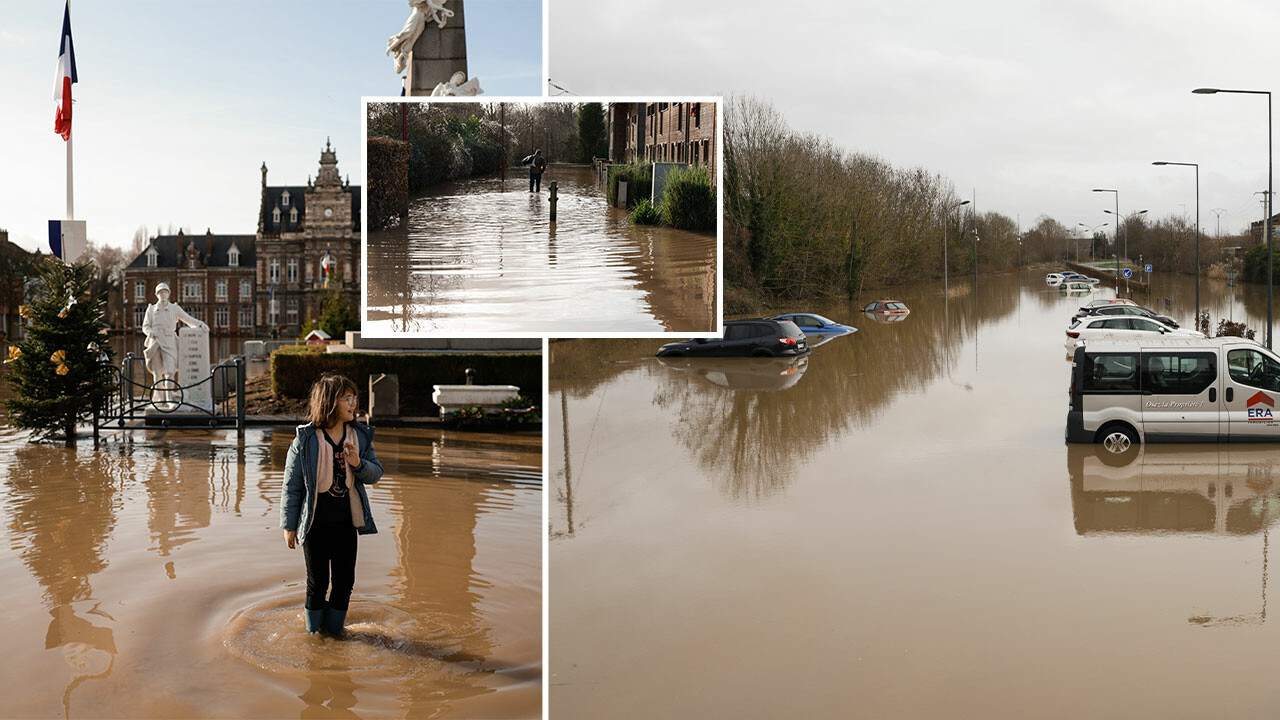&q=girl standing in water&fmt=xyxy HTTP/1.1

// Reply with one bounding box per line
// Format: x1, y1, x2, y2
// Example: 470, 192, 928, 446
281, 374, 383, 635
